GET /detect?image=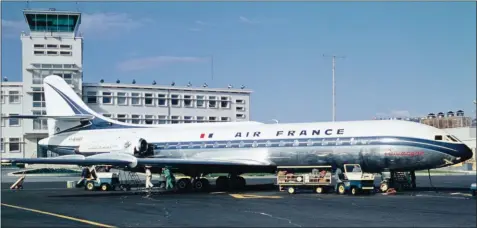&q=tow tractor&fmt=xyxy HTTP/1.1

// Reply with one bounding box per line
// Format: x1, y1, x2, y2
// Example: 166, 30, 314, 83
336, 164, 375, 195
76, 166, 121, 191
277, 166, 335, 194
